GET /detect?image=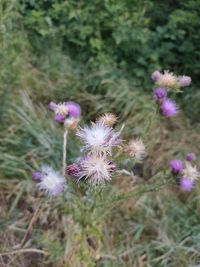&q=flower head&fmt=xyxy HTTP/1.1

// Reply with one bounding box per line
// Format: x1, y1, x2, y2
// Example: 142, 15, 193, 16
67, 163, 81, 177
178, 76, 191, 87
152, 70, 161, 82
78, 156, 116, 186
169, 160, 183, 174
179, 176, 194, 192
156, 70, 177, 88
186, 153, 196, 162
49, 101, 81, 124
153, 88, 167, 101
65, 101, 81, 117
55, 114, 66, 123
49, 102, 68, 123
49, 102, 57, 111
76, 122, 121, 156
34, 166, 66, 196
97, 113, 118, 127
160, 98, 178, 117
124, 139, 146, 161
182, 162, 199, 181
